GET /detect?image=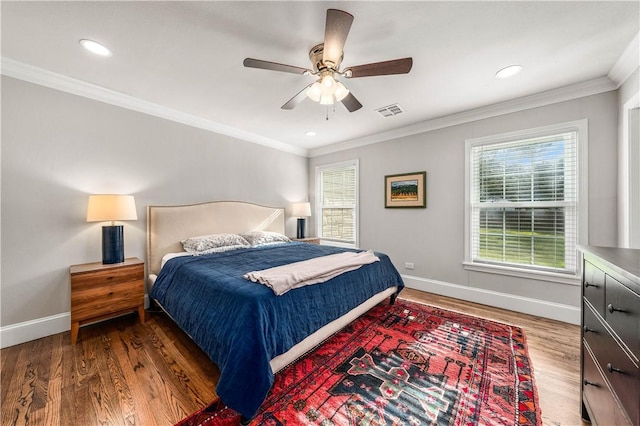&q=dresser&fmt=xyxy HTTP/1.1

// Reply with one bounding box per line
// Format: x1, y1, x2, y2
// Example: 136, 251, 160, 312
580, 246, 640, 425
70, 257, 145, 344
